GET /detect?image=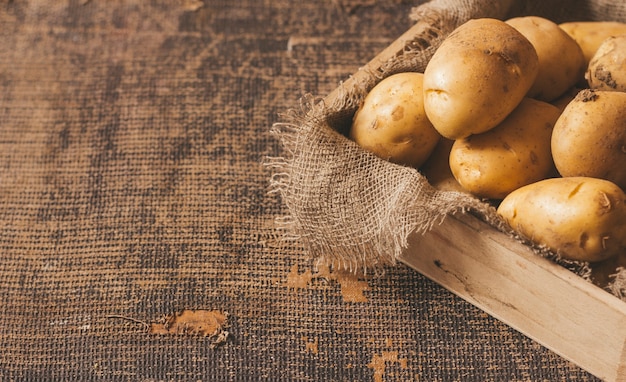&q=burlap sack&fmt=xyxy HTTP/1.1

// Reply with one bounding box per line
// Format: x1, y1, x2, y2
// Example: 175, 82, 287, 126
269, 0, 626, 299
